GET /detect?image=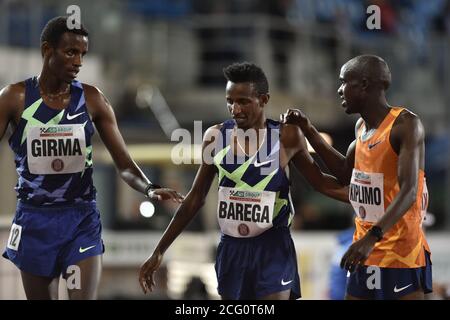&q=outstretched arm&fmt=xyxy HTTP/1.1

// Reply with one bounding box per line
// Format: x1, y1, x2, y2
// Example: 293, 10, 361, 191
281, 108, 356, 185
282, 124, 349, 203
340, 112, 425, 271
84, 84, 183, 202
138, 125, 220, 293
